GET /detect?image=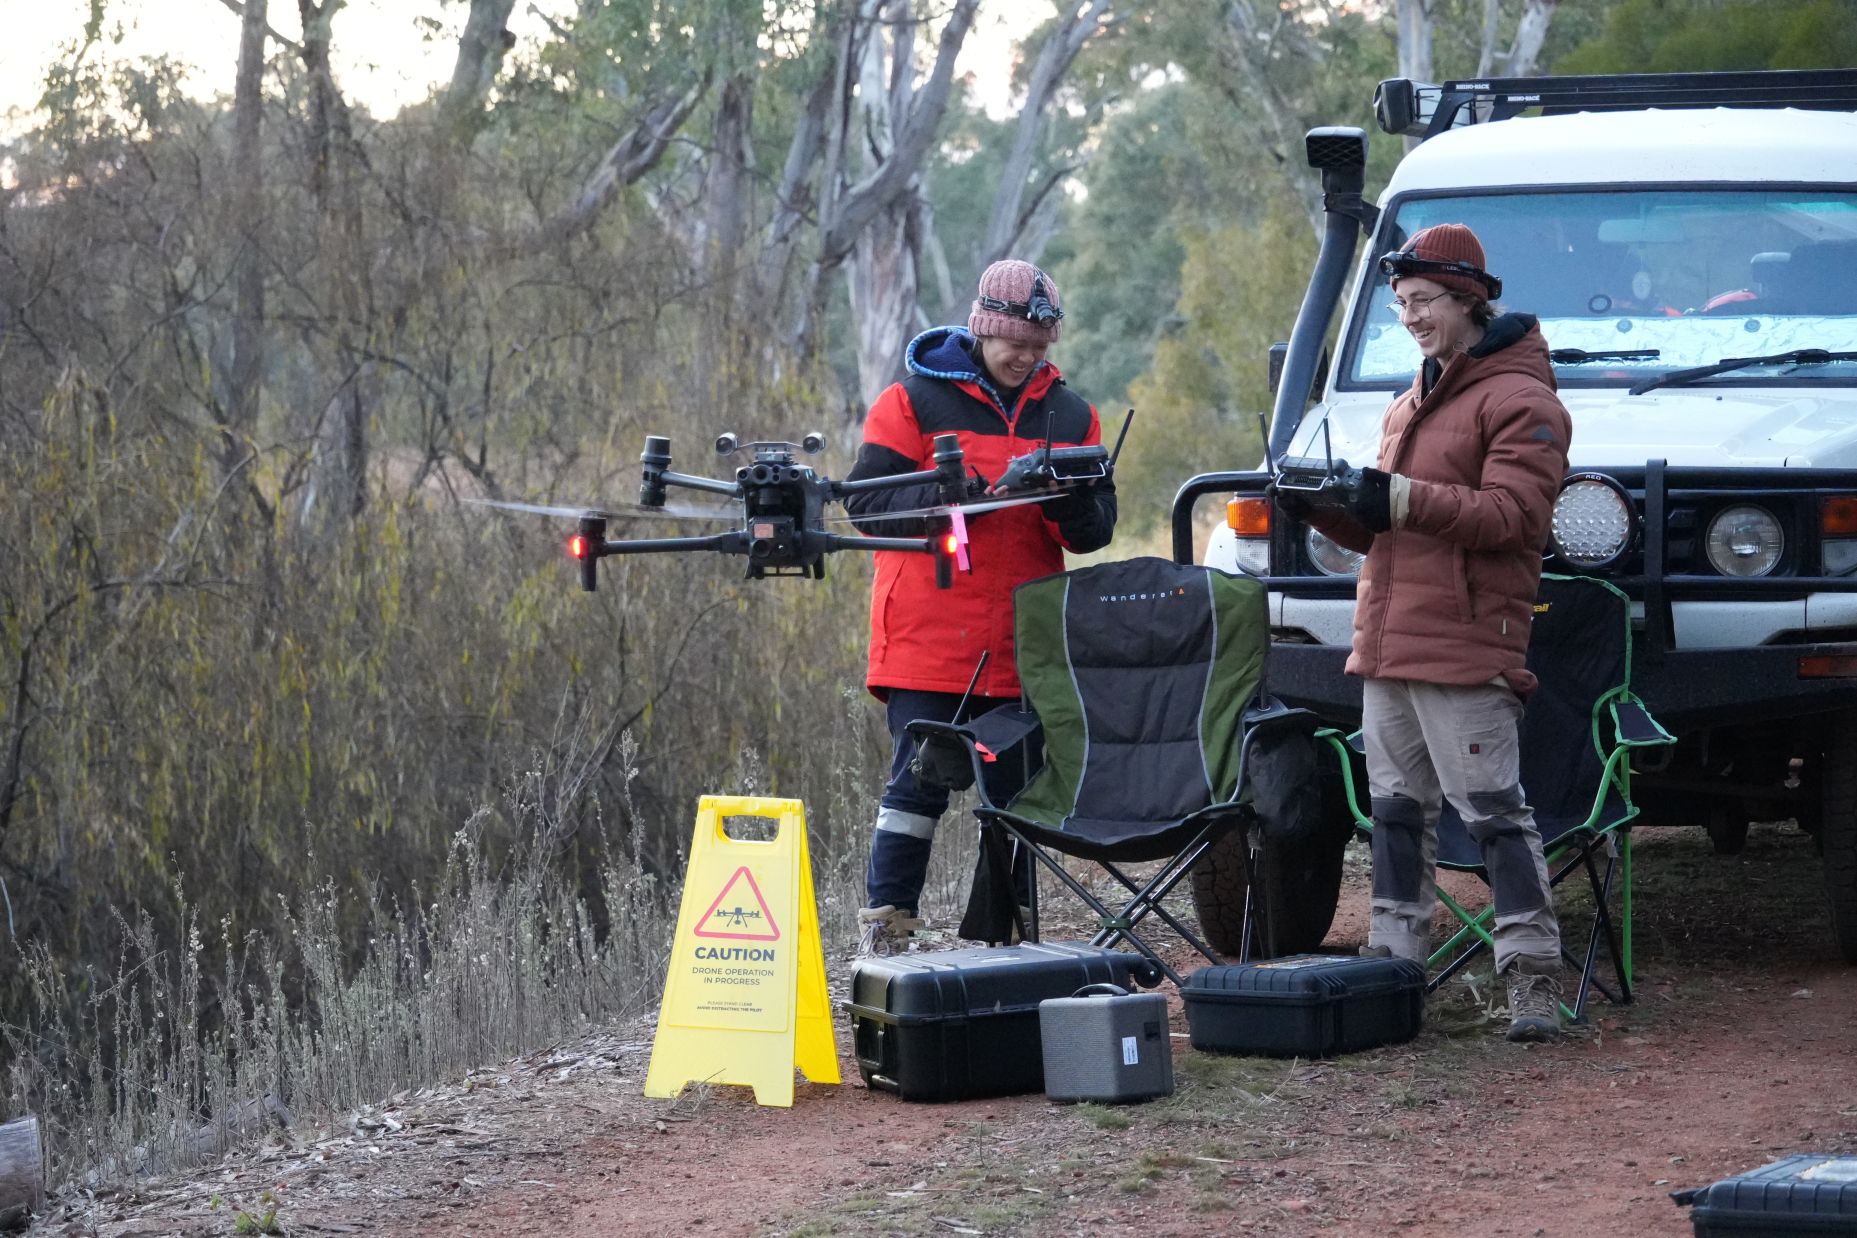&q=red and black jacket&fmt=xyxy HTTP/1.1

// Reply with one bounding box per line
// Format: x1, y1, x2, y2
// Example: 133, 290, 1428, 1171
846, 327, 1116, 698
